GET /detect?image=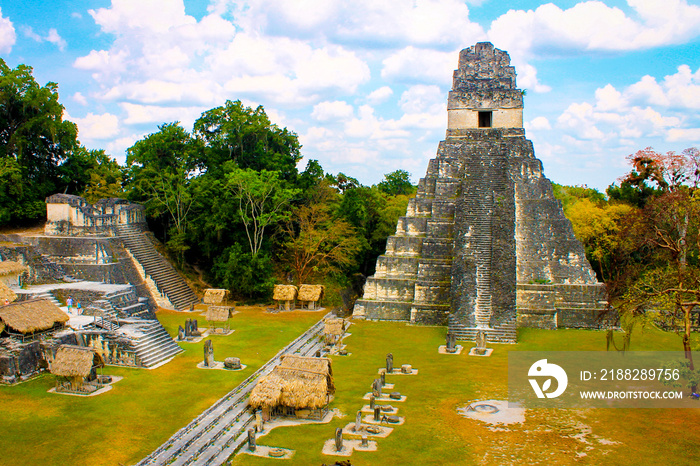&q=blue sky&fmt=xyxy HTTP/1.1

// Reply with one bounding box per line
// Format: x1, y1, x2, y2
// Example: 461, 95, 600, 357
1, 0, 699, 191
